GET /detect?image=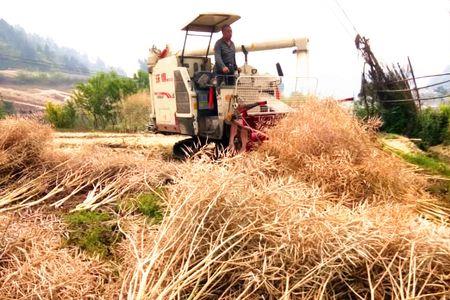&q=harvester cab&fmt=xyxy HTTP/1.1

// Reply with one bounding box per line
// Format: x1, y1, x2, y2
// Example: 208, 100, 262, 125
147, 13, 309, 158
